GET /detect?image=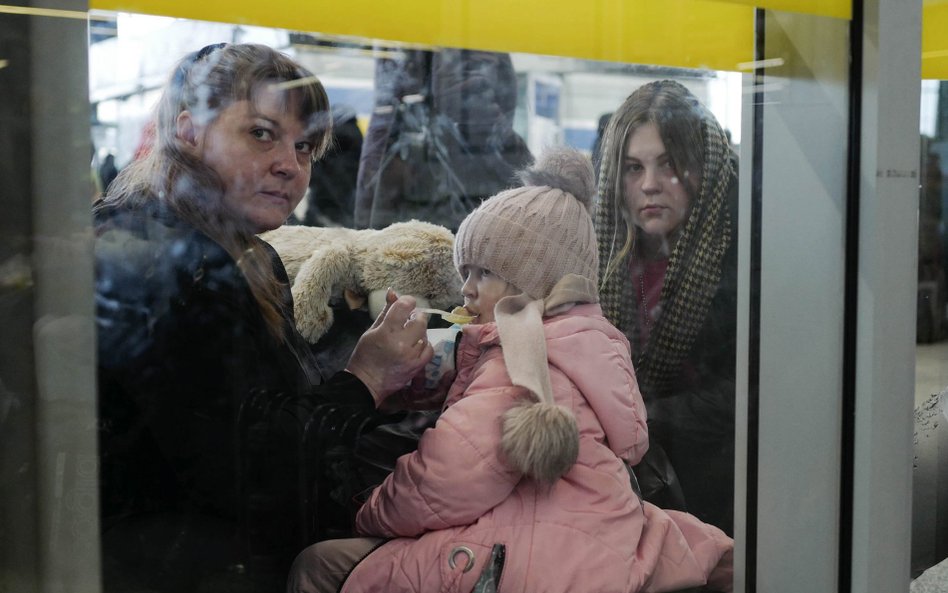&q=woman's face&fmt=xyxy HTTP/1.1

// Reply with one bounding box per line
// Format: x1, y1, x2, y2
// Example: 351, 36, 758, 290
179, 85, 315, 233
622, 121, 693, 247
459, 264, 520, 325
